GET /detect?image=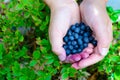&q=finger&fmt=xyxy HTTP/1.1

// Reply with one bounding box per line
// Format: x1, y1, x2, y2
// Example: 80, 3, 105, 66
91, 18, 112, 56
49, 9, 72, 61
80, 52, 89, 59
83, 47, 93, 54
65, 54, 81, 63
72, 47, 104, 69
